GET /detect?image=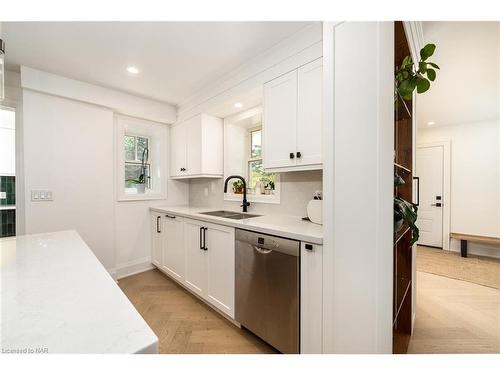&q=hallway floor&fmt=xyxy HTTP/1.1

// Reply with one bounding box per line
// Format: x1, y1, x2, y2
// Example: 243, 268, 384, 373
119, 269, 277, 354
408, 271, 500, 353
